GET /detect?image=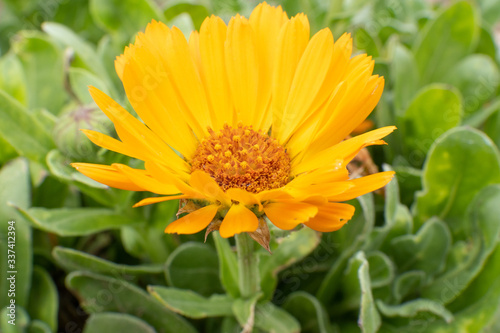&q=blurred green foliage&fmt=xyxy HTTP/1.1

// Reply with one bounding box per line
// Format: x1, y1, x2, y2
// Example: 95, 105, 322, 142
1, 0, 500, 332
